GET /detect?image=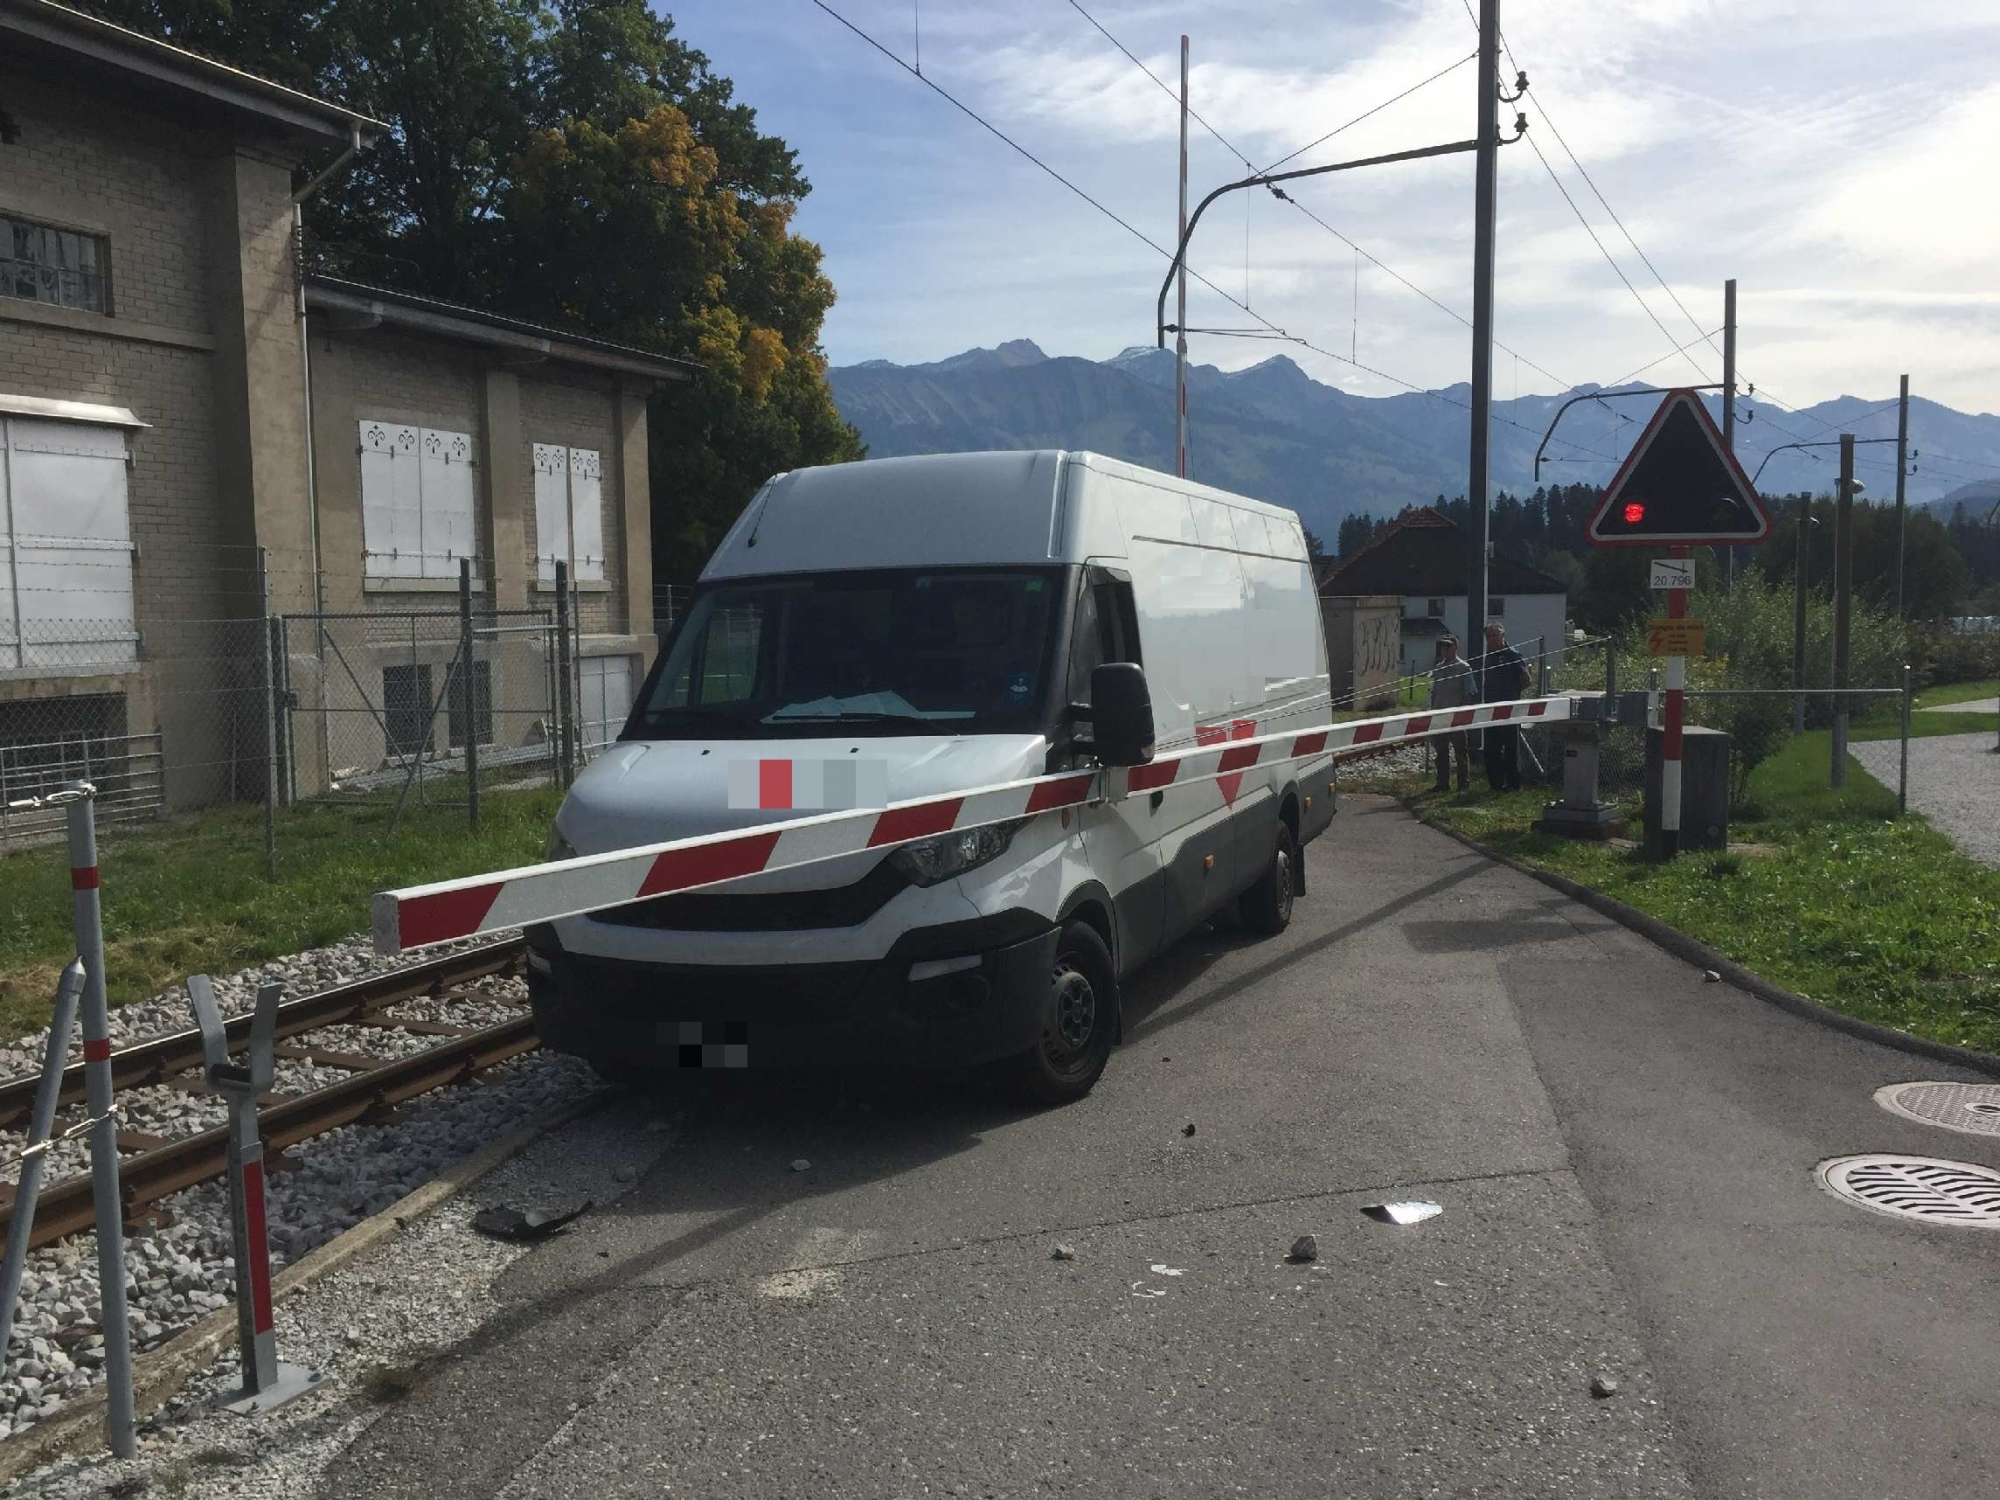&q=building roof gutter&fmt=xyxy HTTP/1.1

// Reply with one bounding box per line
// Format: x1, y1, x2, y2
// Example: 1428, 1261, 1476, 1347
0, 0, 385, 144
304, 279, 698, 384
